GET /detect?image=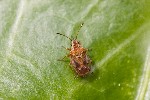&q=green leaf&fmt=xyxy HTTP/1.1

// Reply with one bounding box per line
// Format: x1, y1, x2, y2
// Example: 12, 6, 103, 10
0, 0, 150, 99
